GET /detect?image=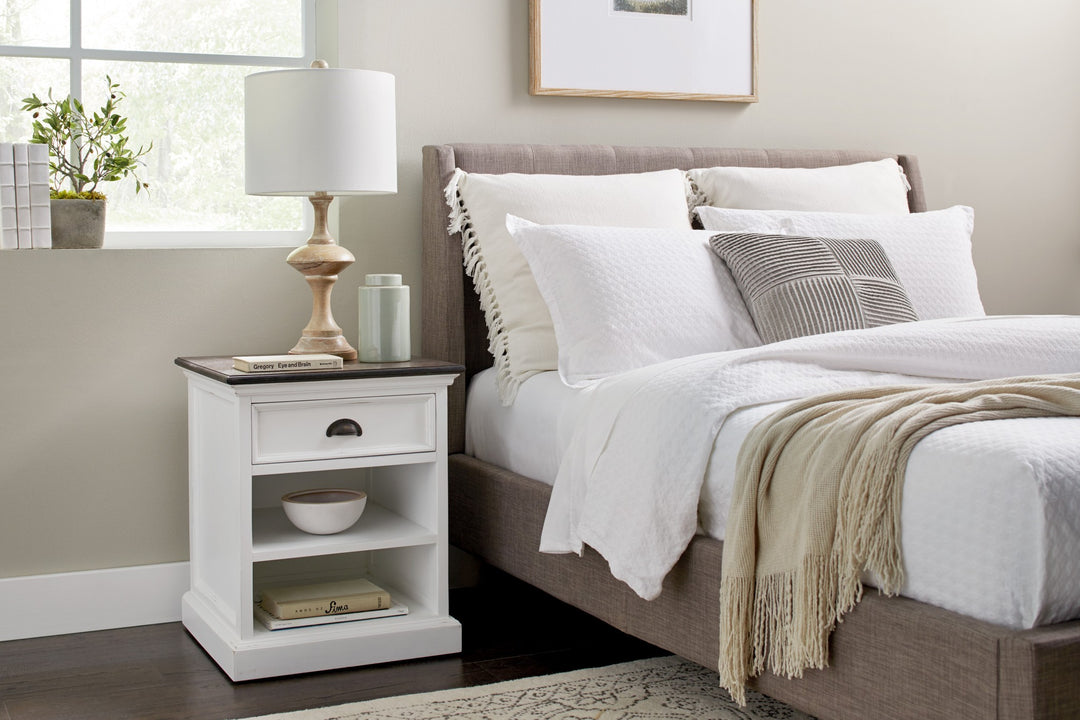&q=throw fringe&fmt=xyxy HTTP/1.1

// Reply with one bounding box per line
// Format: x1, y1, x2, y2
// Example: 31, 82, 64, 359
720, 552, 845, 705
444, 168, 521, 405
